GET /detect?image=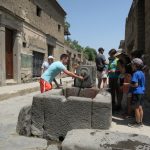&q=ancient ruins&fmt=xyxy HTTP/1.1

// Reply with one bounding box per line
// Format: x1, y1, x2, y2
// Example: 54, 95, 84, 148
16, 65, 112, 141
